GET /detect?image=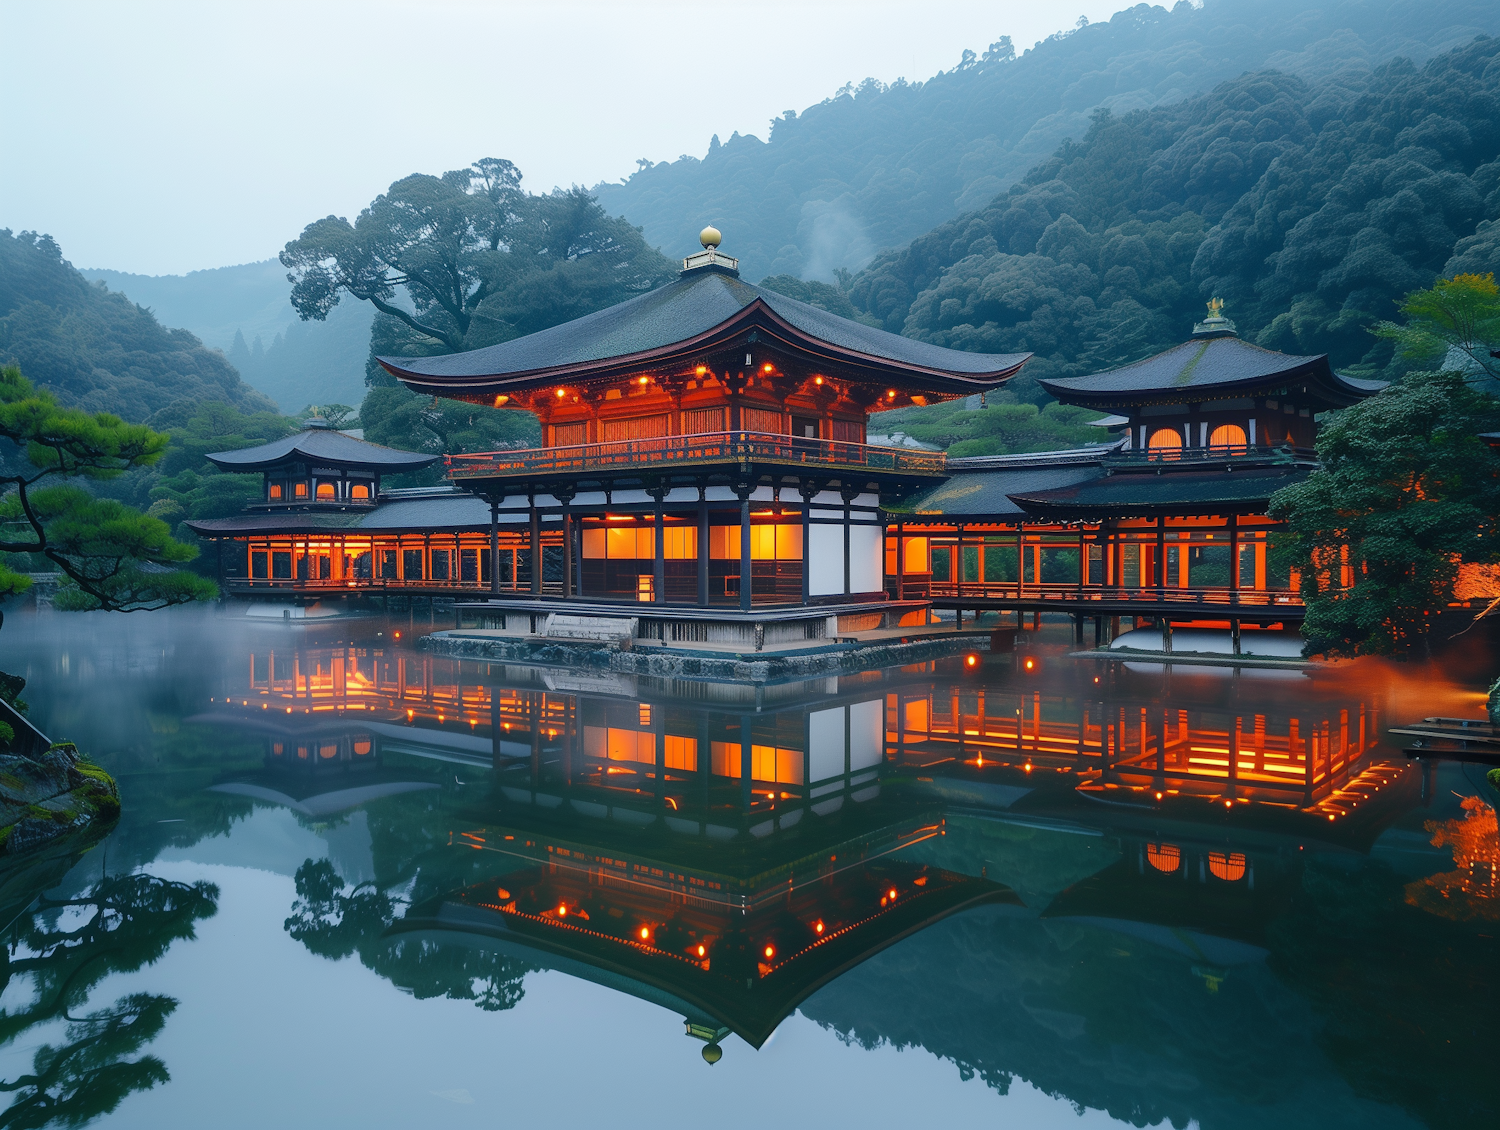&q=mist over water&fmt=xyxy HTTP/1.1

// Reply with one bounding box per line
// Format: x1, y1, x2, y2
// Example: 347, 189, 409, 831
0, 604, 1493, 1129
